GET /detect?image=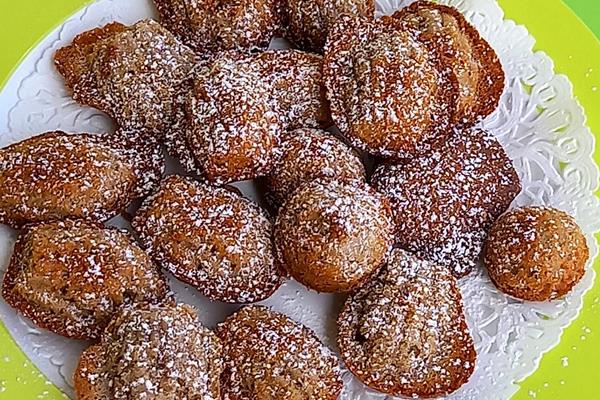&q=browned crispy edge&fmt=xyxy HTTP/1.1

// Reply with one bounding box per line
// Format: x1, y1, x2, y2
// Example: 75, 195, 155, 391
0, 130, 163, 229
54, 22, 127, 108
396, 1, 505, 125
74, 344, 105, 400
1, 220, 168, 340
323, 14, 458, 160
132, 176, 283, 304
337, 258, 476, 398
1, 221, 106, 339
